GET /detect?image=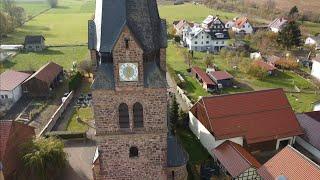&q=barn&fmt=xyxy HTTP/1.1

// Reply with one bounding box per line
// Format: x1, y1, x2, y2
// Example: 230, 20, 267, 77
23, 62, 63, 97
